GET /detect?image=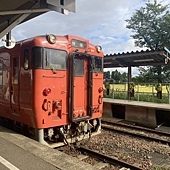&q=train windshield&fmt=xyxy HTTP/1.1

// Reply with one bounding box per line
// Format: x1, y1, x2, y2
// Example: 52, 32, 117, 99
32, 47, 67, 70
92, 57, 103, 73
44, 48, 67, 70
